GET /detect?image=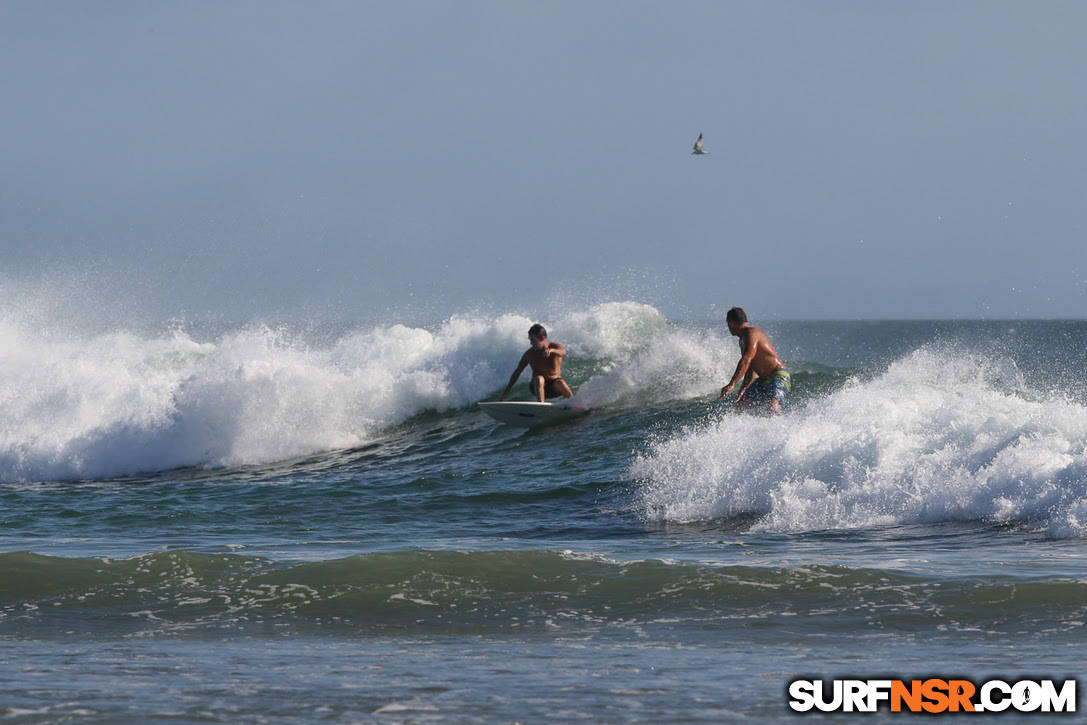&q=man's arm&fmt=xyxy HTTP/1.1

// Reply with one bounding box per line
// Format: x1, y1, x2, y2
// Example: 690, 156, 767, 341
719, 331, 759, 399
546, 342, 566, 358
735, 369, 757, 400
499, 353, 530, 401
